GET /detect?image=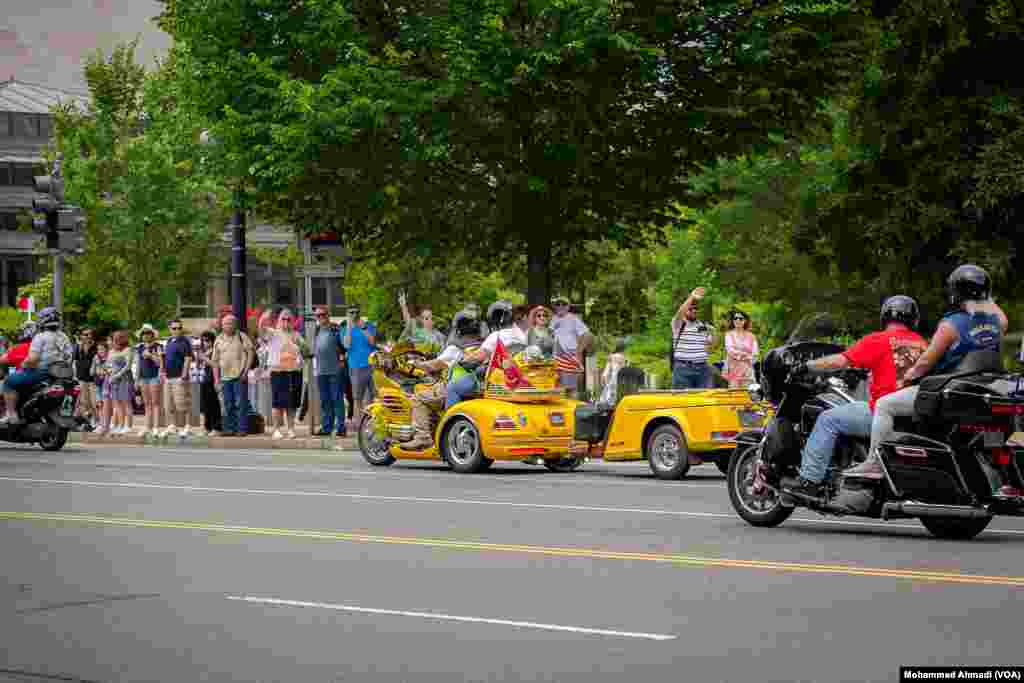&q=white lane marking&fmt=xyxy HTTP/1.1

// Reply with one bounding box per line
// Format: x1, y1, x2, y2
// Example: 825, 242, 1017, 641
0, 457, 718, 488
225, 596, 677, 641
4, 475, 1024, 536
